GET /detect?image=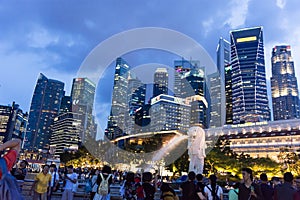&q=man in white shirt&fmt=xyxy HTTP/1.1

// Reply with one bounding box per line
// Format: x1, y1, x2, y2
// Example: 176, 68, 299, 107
62, 165, 77, 200
47, 164, 59, 200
